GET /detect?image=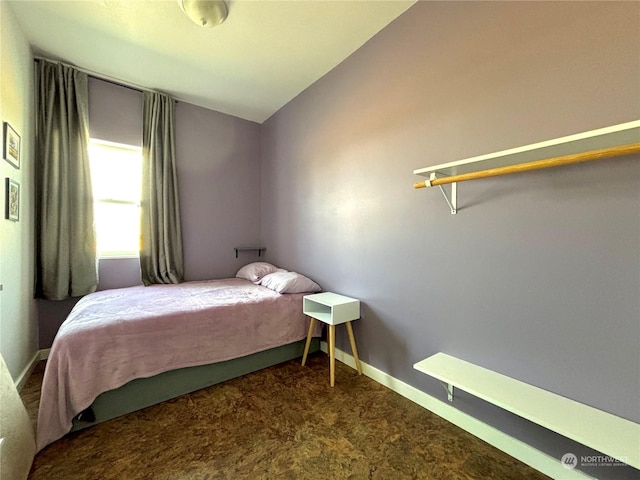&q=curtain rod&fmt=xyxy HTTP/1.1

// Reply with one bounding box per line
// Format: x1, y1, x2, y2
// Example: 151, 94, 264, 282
34, 56, 164, 97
